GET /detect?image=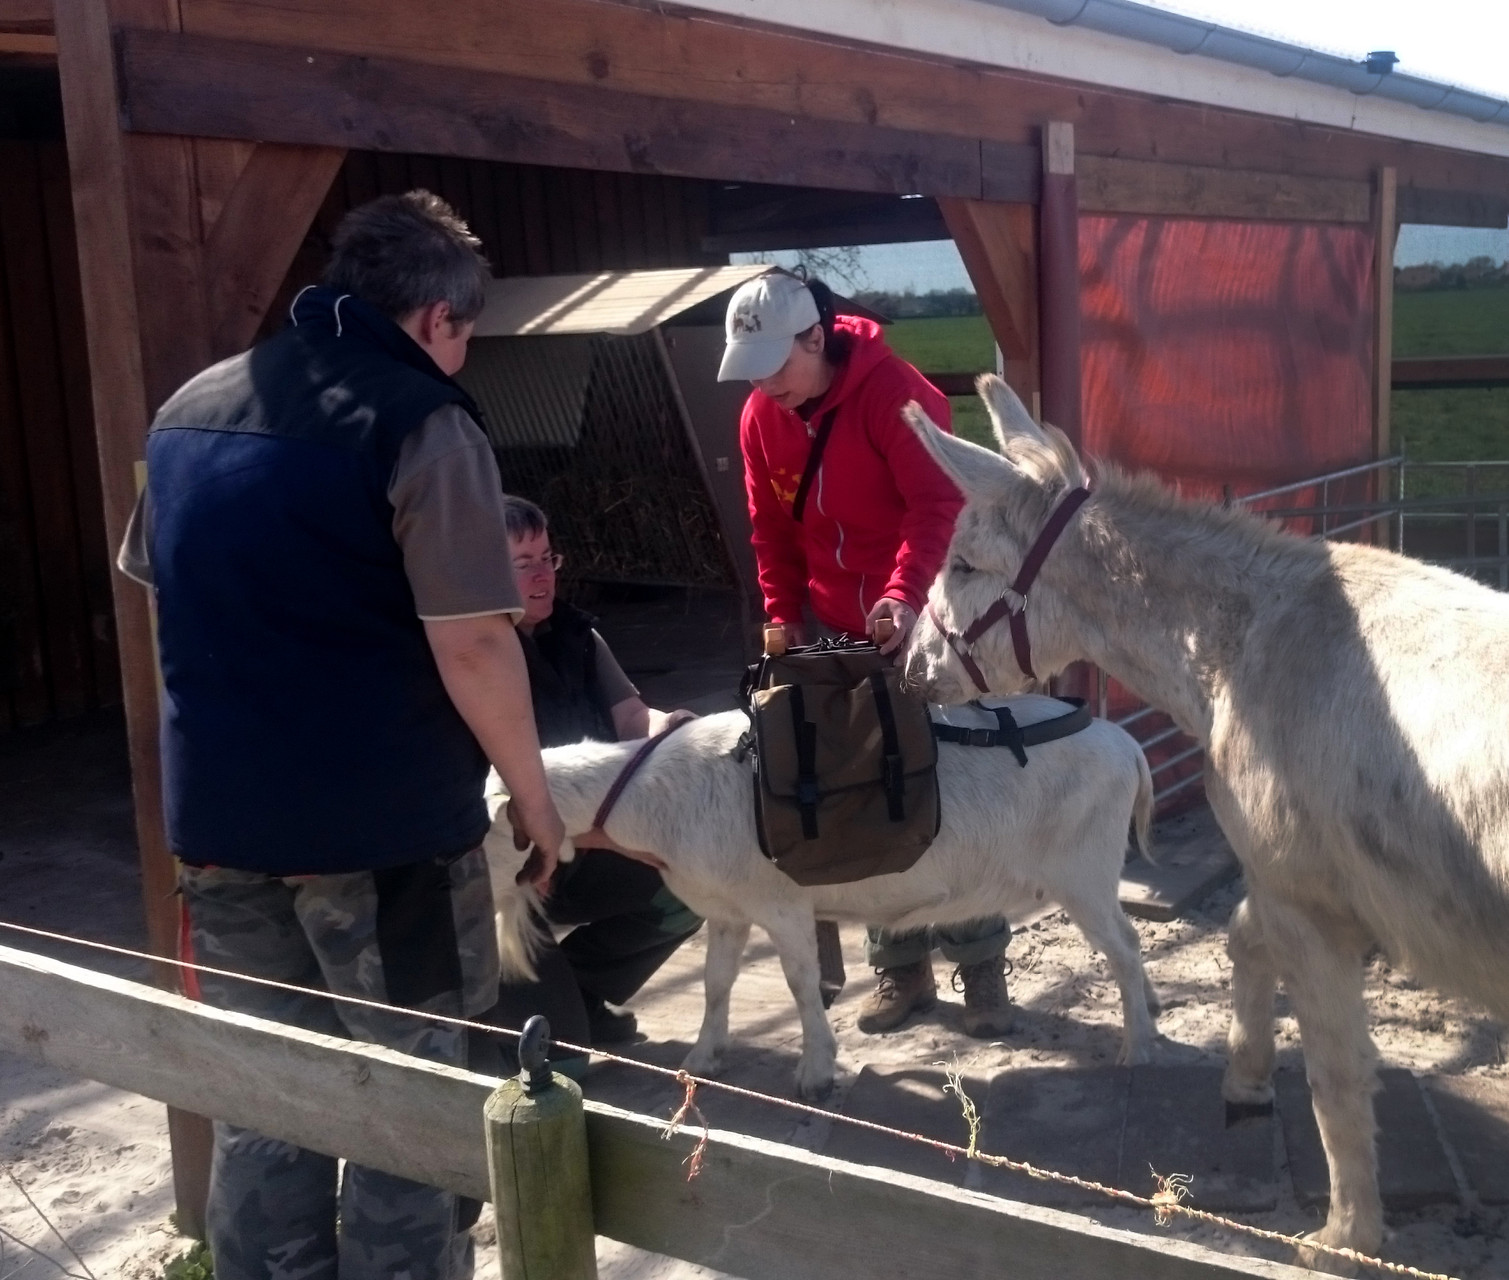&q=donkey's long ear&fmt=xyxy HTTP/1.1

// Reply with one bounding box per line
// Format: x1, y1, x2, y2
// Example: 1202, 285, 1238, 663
977, 375, 1089, 490
901, 399, 1013, 501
